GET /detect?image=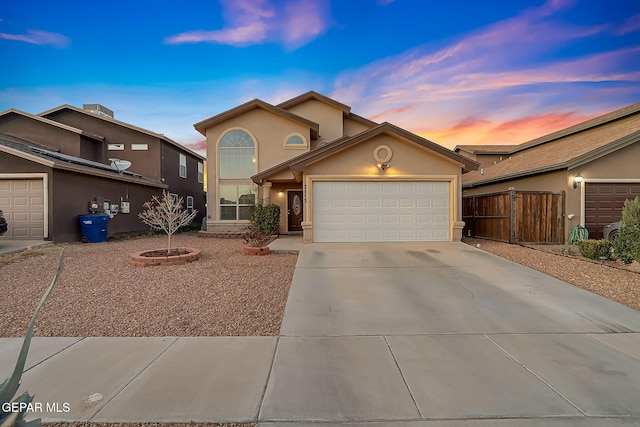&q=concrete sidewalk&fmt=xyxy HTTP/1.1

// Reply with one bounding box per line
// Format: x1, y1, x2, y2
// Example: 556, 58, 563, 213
0, 239, 51, 255
2, 242, 640, 426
